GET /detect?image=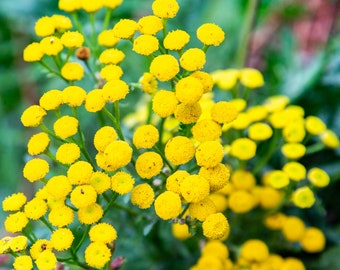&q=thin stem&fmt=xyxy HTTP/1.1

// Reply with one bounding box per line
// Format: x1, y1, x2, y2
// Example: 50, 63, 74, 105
40, 216, 54, 232
74, 225, 91, 253
153, 145, 174, 172
103, 8, 112, 30
305, 142, 326, 155
40, 123, 67, 143
39, 60, 67, 82
179, 203, 190, 219
103, 192, 119, 215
